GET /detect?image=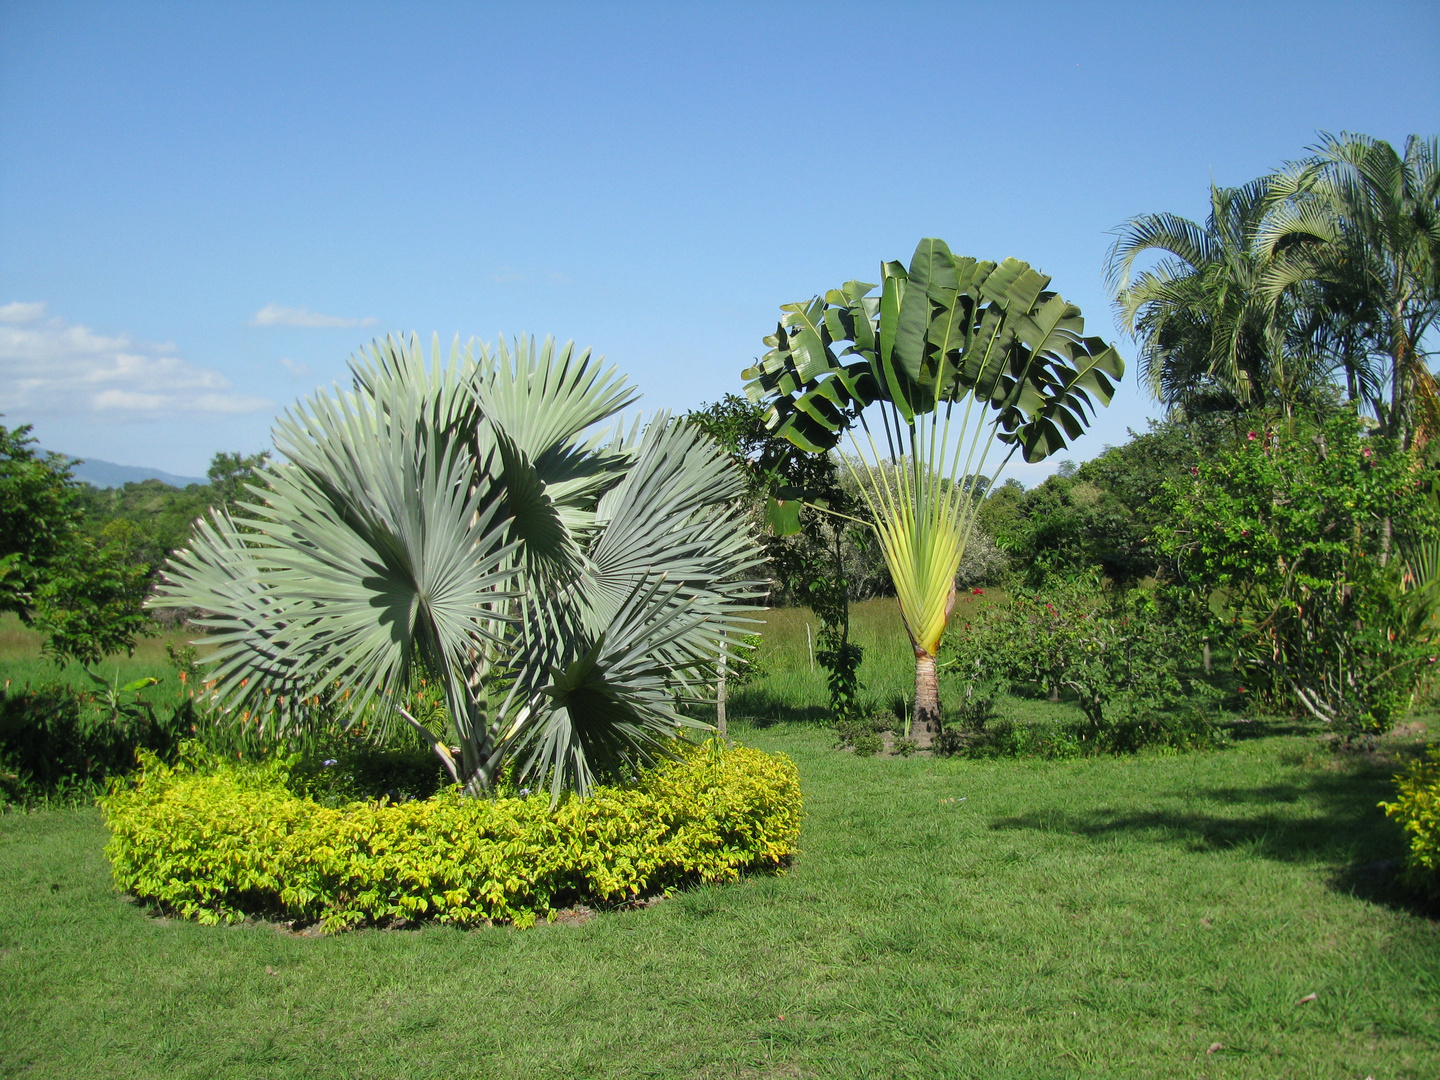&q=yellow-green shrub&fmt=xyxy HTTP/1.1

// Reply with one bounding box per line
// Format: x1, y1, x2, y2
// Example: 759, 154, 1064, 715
1381, 745, 1440, 898
101, 740, 801, 931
